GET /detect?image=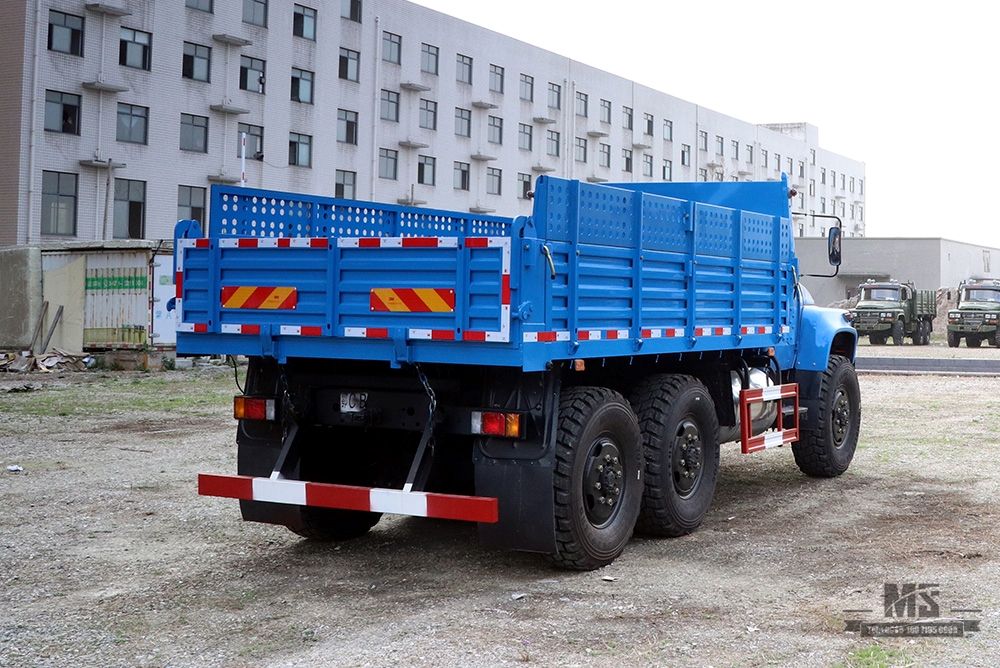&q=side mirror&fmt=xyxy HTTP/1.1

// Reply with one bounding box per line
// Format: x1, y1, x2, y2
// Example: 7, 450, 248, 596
828, 226, 842, 267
